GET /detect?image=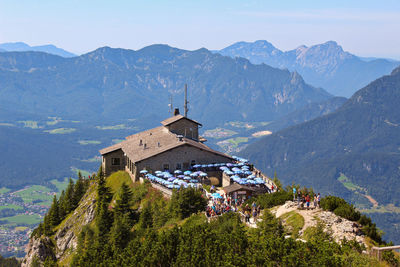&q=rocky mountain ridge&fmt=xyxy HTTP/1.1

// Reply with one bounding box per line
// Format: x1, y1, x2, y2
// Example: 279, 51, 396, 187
217, 40, 399, 97
0, 45, 331, 127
